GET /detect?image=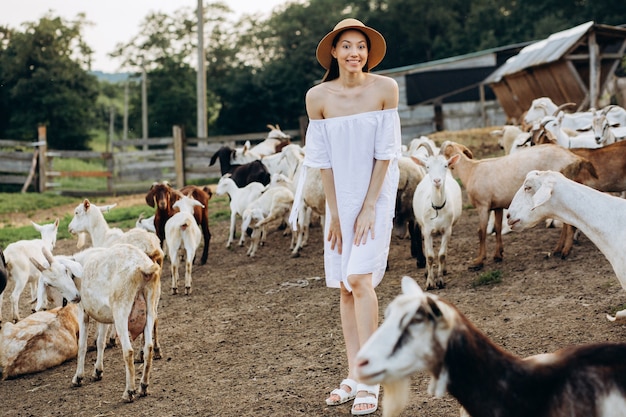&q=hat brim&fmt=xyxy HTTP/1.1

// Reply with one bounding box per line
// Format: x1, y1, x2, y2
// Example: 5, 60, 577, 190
316, 21, 386, 72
